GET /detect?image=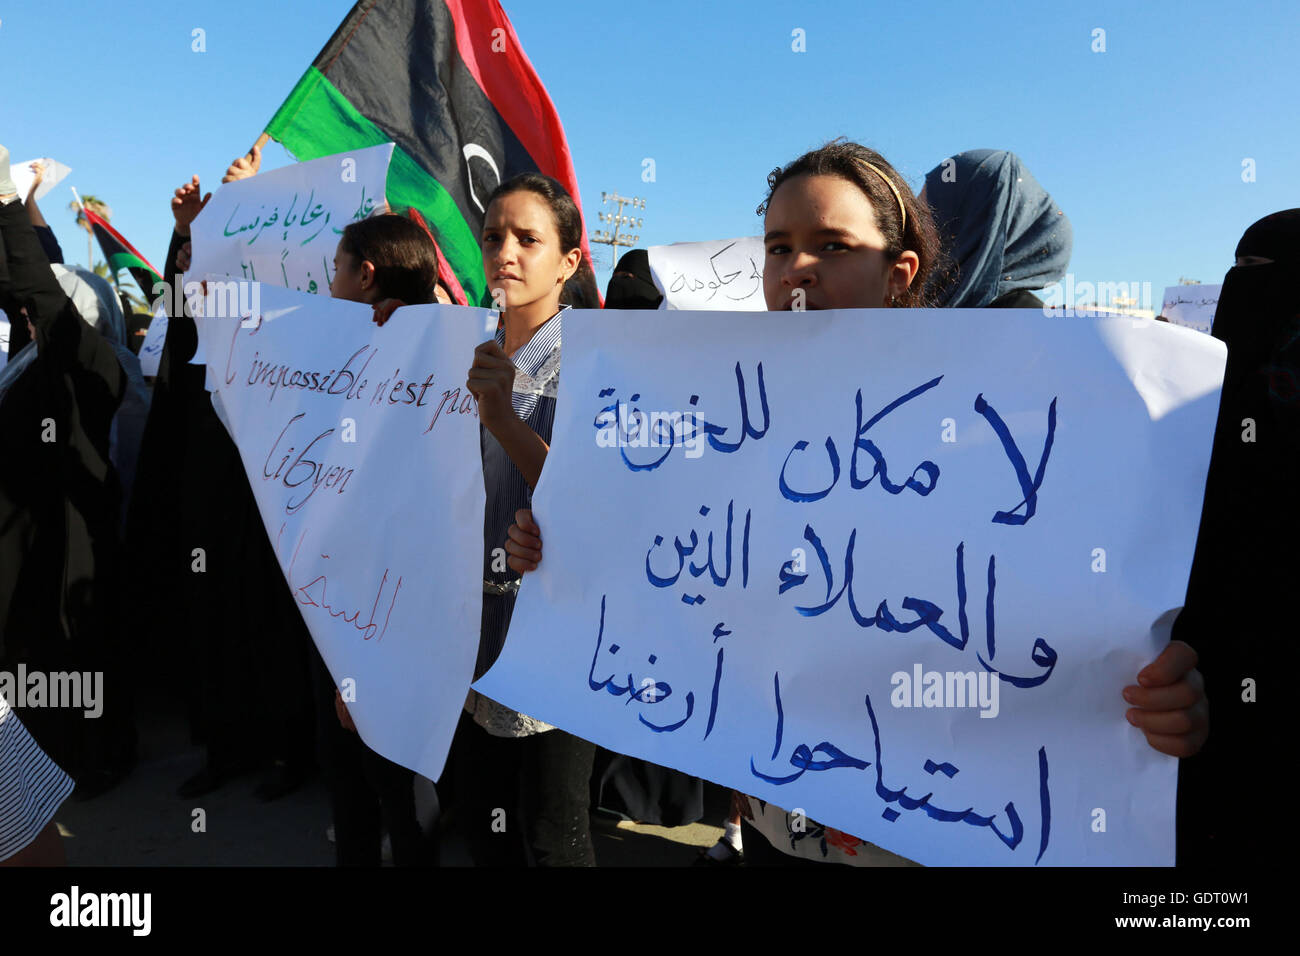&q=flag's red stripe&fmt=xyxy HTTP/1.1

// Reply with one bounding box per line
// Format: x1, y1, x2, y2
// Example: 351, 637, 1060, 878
444, 0, 590, 264
83, 208, 162, 278
406, 207, 469, 306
